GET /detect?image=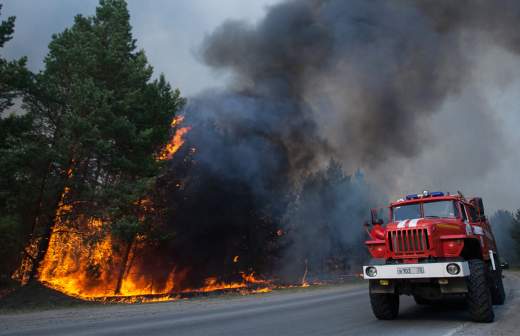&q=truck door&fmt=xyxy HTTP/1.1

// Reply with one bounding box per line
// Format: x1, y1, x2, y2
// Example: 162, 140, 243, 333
465, 204, 493, 260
